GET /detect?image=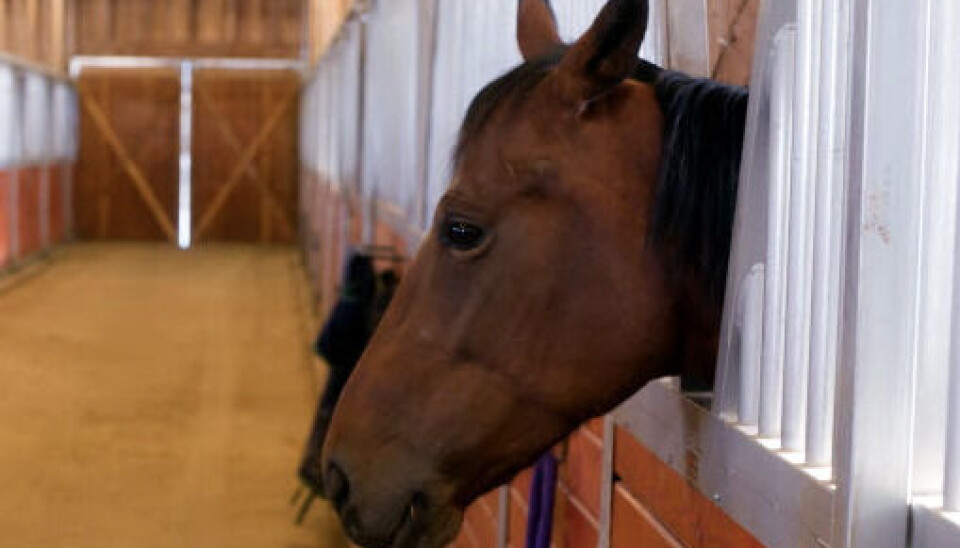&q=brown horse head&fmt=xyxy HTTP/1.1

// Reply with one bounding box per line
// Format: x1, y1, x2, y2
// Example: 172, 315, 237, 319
319, 0, 746, 546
